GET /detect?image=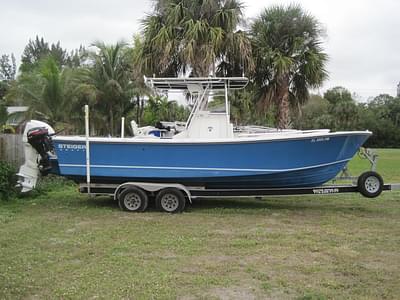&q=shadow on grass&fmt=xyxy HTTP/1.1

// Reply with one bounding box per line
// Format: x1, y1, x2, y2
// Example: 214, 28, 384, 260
188, 197, 373, 214
80, 195, 157, 211
79, 196, 119, 210
66, 193, 374, 216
